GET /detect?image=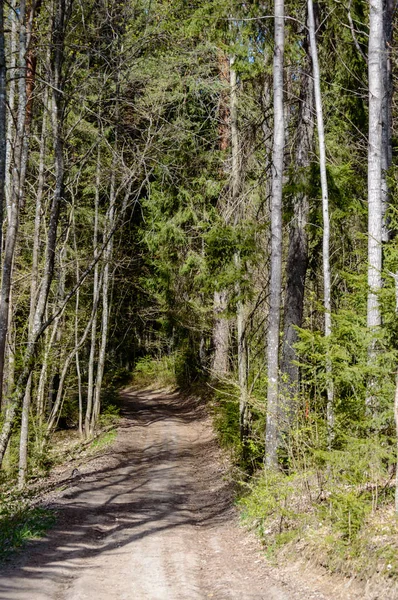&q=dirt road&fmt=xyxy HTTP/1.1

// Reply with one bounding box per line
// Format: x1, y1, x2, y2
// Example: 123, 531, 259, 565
0, 389, 331, 600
